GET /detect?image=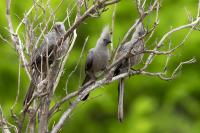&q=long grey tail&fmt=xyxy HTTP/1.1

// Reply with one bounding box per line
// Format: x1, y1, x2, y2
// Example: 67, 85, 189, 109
23, 81, 35, 106
118, 78, 124, 122
81, 74, 91, 101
